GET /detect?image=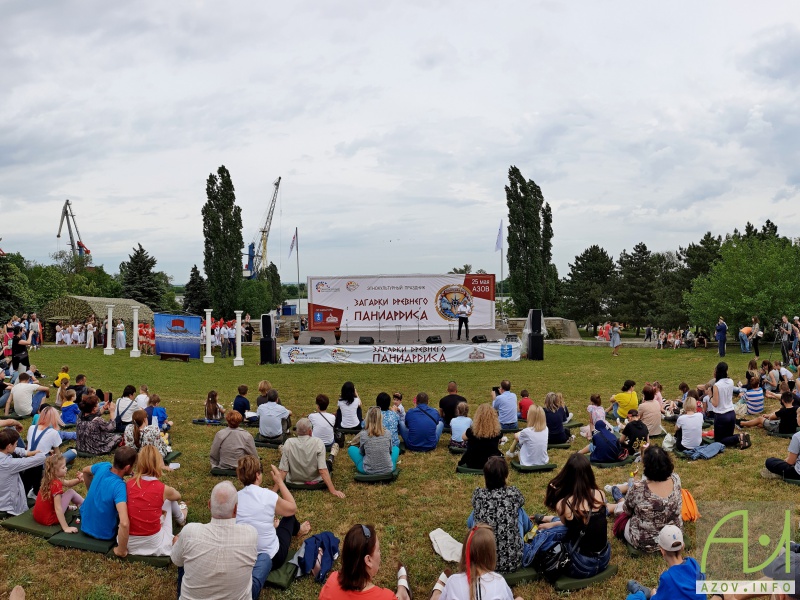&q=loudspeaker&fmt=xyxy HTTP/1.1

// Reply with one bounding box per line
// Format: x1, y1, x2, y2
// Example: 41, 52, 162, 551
309, 336, 325, 345
260, 314, 273, 339
529, 309, 543, 334
471, 335, 488, 343
528, 333, 544, 360
426, 335, 442, 344
359, 336, 374, 345
505, 334, 519, 343
259, 337, 277, 364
